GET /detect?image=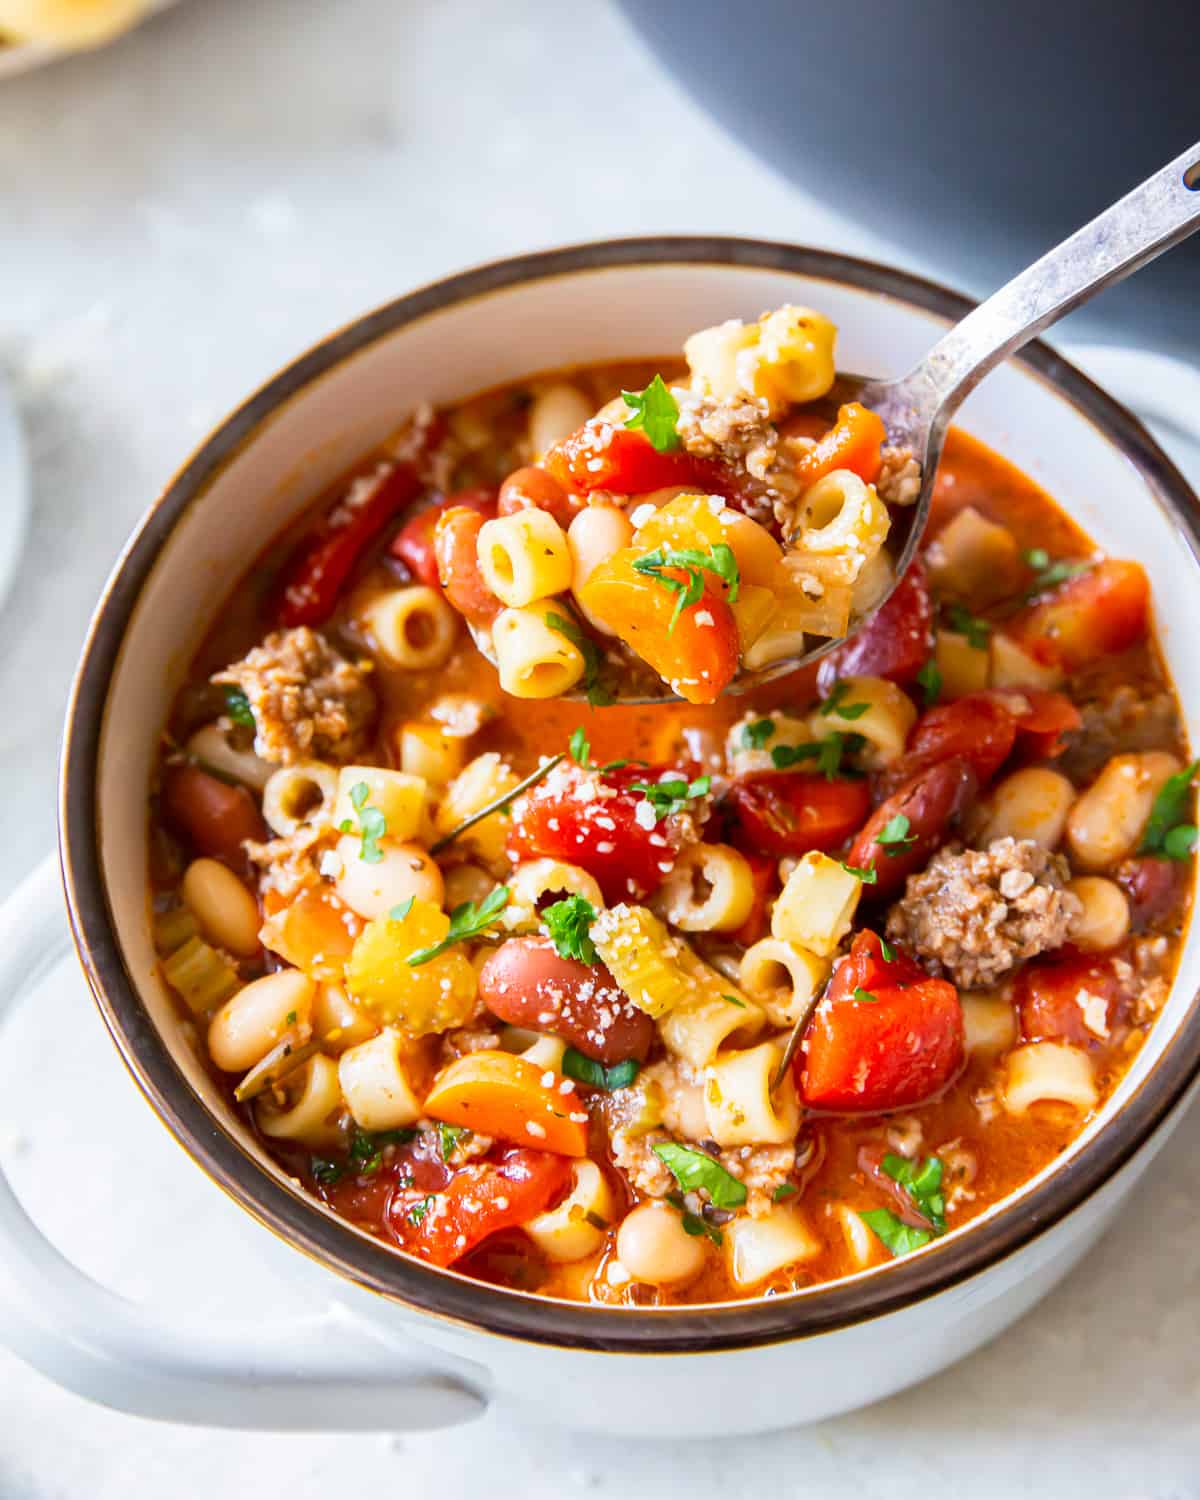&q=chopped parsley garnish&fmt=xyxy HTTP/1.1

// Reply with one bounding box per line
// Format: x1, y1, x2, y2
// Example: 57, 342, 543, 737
880, 937, 897, 962
839, 862, 878, 884
946, 603, 991, 651
224, 686, 256, 729
437, 1123, 471, 1160
853, 987, 880, 1004
406, 886, 510, 965
859, 1208, 933, 1257
740, 717, 776, 751
665, 1193, 723, 1245
562, 1048, 640, 1092
630, 774, 711, 822
569, 727, 590, 765
653, 1142, 748, 1210
543, 893, 599, 964
721, 993, 747, 1009
338, 781, 387, 863
632, 543, 740, 631
875, 813, 916, 848
773, 1182, 798, 1202
621, 374, 681, 452
310, 1156, 345, 1186
915, 658, 942, 707
881, 1152, 947, 1234
348, 1126, 417, 1175
770, 732, 865, 779
1023, 548, 1088, 600
408, 1195, 435, 1226
545, 611, 614, 707
388, 897, 415, 922
1140, 758, 1200, 860
285, 1009, 298, 1025
819, 682, 869, 720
